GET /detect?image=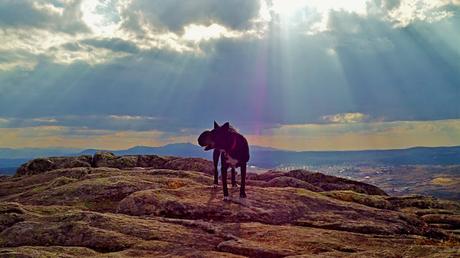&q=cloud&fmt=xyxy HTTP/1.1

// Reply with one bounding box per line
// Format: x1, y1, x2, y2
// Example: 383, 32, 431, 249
0, 126, 169, 149
0, 28, 141, 68
0, 0, 263, 69
0, 1, 50, 28
371, 0, 460, 27
1, 0, 458, 70
182, 23, 243, 42
49, 43, 130, 65
248, 119, 460, 151
108, 115, 156, 121
264, 0, 459, 34
0, 0, 88, 33
119, 0, 261, 33
0, 117, 9, 125
0, 51, 37, 71
269, 0, 369, 35
322, 113, 369, 123
0, 115, 164, 131
3, 119, 459, 151
0, 117, 60, 128
31, 118, 58, 123
80, 38, 140, 54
